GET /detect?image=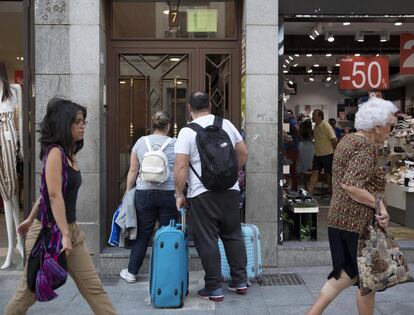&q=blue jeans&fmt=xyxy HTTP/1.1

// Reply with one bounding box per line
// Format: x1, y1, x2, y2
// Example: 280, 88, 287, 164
128, 190, 178, 275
